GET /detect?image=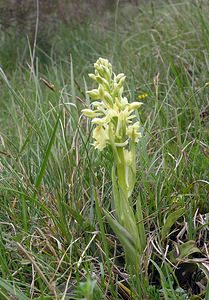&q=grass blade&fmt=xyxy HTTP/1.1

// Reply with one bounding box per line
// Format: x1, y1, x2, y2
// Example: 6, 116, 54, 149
35, 113, 60, 189
0, 279, 30, 300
